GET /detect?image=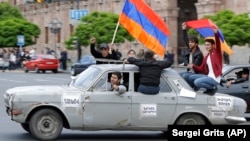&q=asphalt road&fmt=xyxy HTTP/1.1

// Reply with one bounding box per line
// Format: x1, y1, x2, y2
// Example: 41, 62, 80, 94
0, 70, 167, 141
